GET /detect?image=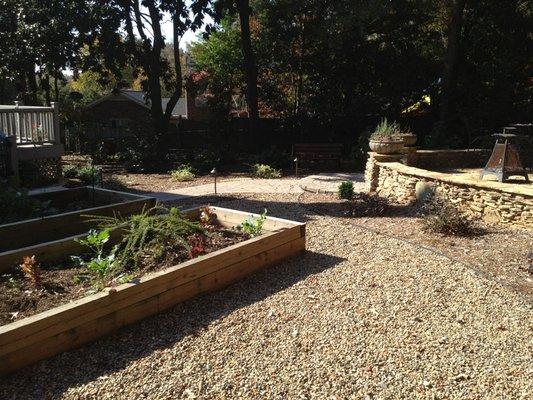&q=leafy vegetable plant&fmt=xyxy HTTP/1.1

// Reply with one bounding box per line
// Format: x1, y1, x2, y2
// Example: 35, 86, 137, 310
237, 209, 267, 237
72, 229, 120, 290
